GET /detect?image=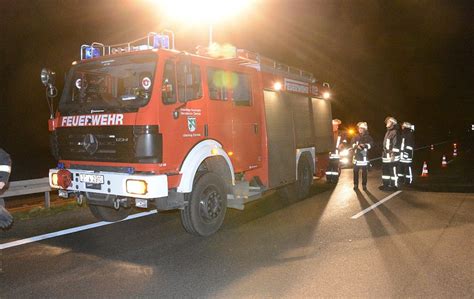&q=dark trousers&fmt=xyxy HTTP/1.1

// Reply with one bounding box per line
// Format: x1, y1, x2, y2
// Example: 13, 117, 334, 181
326, 157, 340, 180
353, 165, 368, 186
398, 162, 413, 184
382, 162, 398, 187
